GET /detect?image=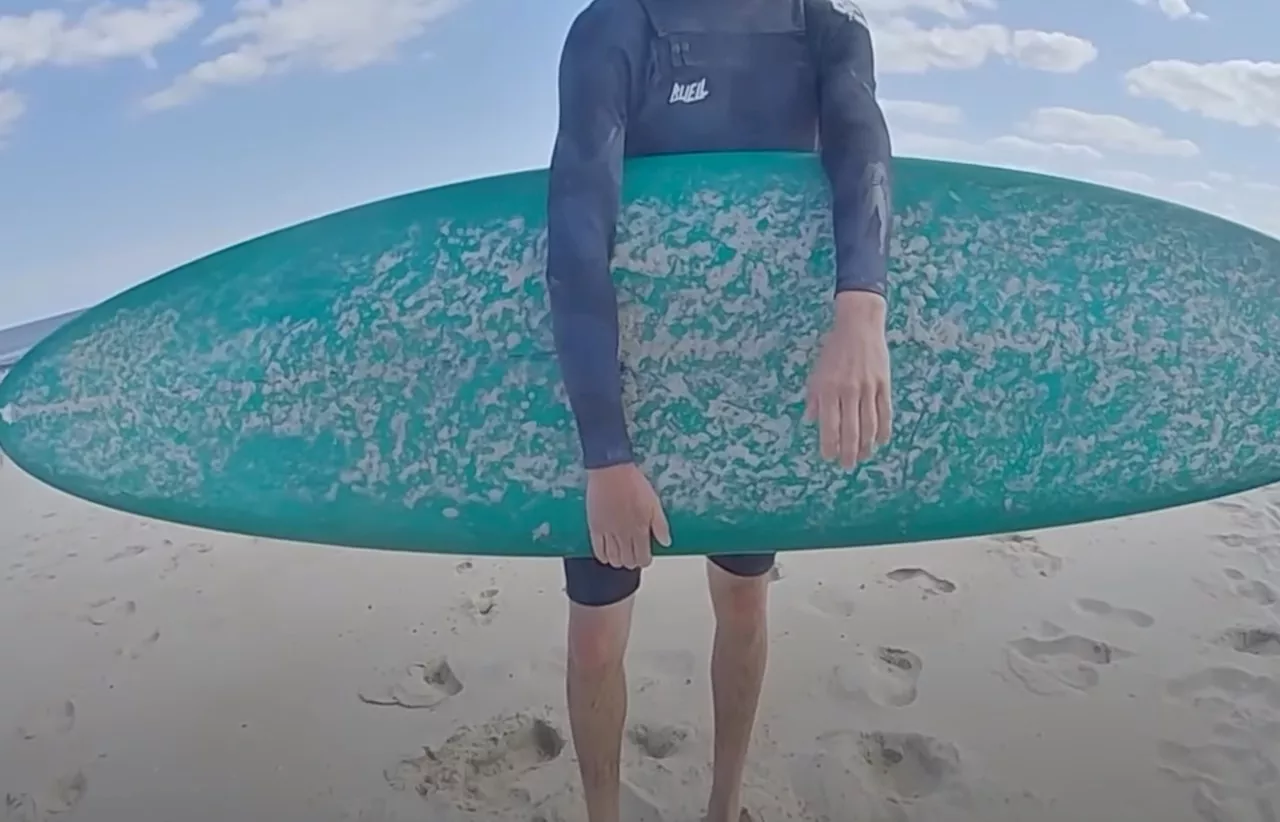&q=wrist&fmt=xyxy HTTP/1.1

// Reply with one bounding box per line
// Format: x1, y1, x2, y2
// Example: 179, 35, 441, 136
586, 457, 635, 475
834, 289, 886, 328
